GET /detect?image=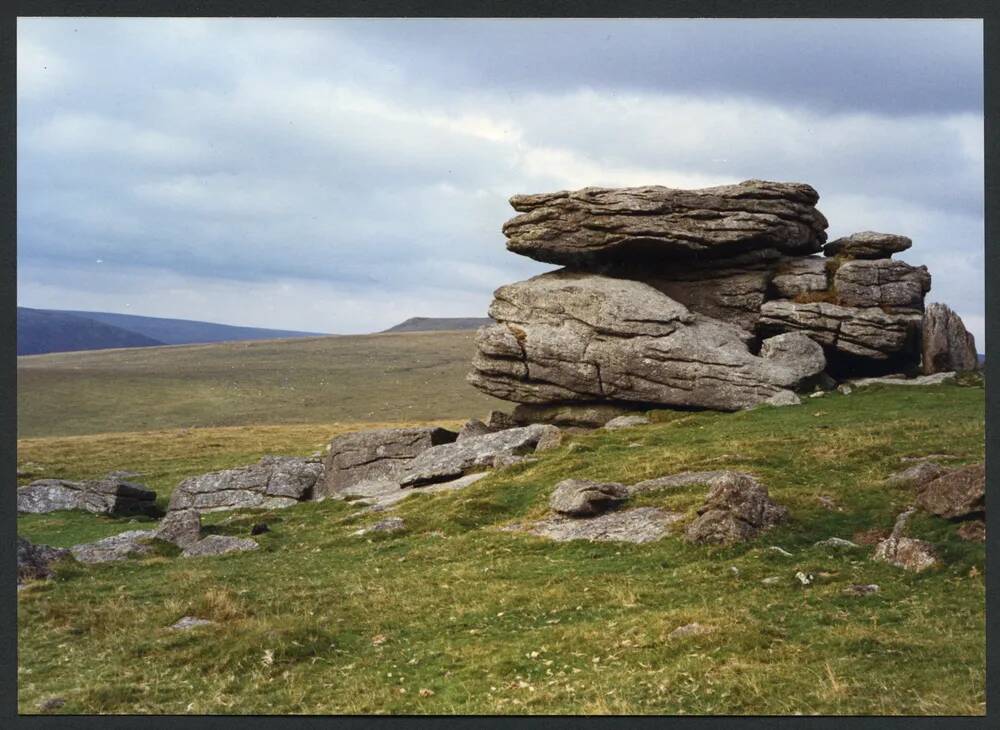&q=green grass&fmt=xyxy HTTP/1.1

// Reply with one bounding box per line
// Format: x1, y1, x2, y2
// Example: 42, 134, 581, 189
17, 380, 985, 715
17, 331, 505, 438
